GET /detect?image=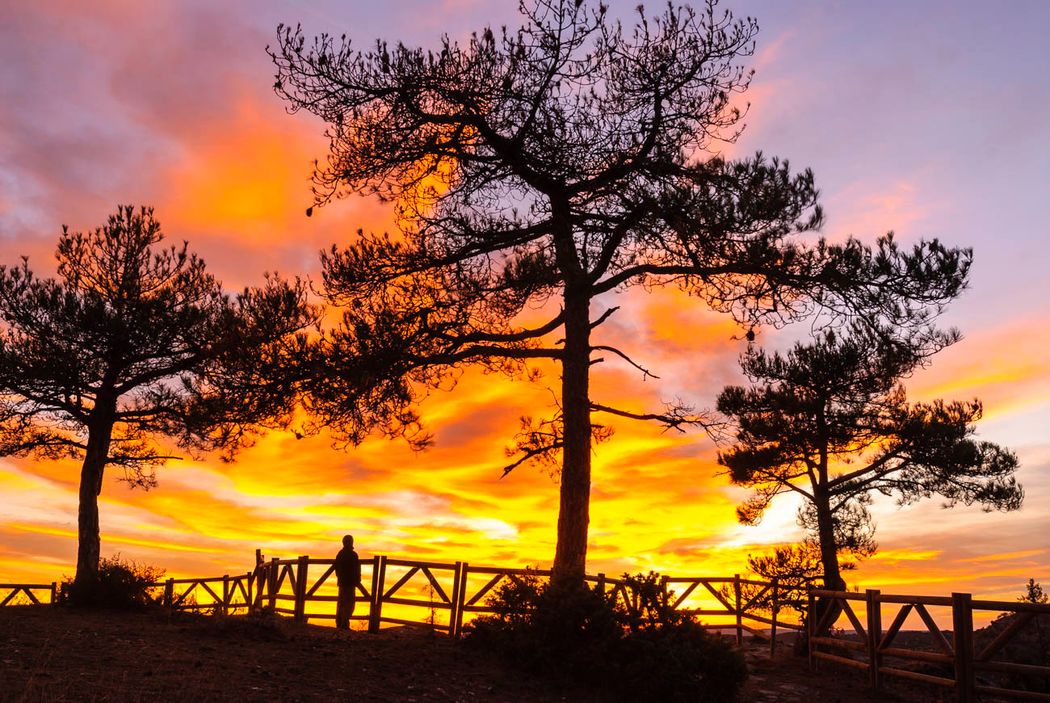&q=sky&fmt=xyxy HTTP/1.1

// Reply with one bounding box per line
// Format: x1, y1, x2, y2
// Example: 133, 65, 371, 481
1, 0, 1048, 612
